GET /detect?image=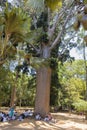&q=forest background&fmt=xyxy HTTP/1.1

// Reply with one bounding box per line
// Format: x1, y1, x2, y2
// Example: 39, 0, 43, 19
0, 0, 87, 118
